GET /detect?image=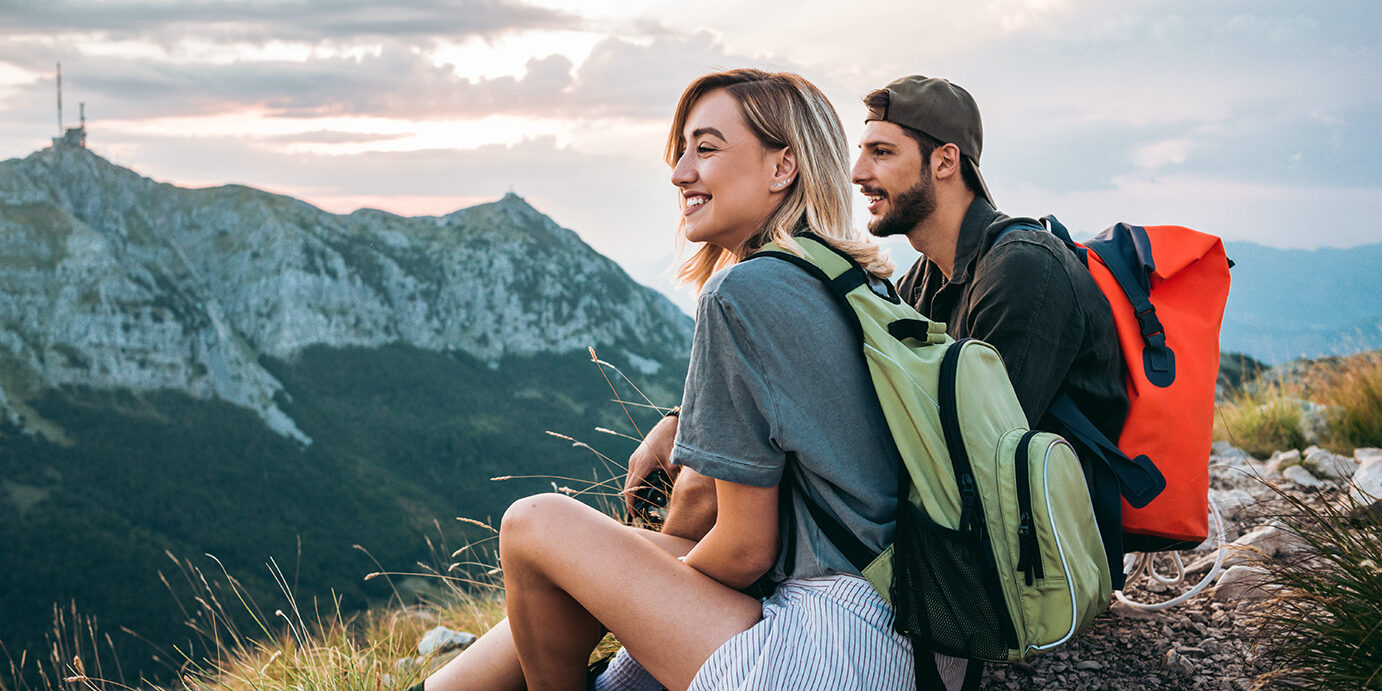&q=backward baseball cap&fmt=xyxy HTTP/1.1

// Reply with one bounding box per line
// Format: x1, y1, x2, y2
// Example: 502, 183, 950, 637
865, 75, 994, 206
